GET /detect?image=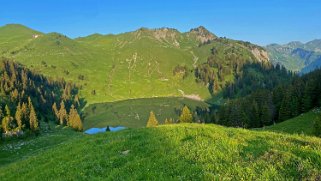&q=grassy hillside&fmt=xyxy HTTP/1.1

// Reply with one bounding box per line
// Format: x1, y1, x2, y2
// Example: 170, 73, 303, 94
83, 97, 209, 129
0, 24, 268, 104
1, 124, 321, 180
0, 126, 81, 166
262, 109, 319, 136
